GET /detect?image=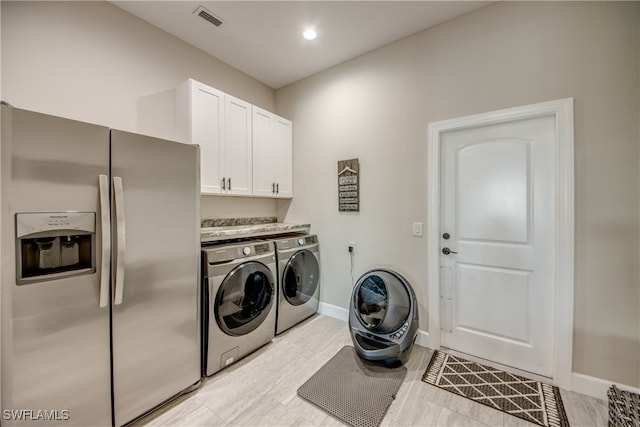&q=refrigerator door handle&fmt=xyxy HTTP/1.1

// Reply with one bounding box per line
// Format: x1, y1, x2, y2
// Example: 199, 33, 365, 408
113, 176, 126, 305
98, 174, 111, 308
